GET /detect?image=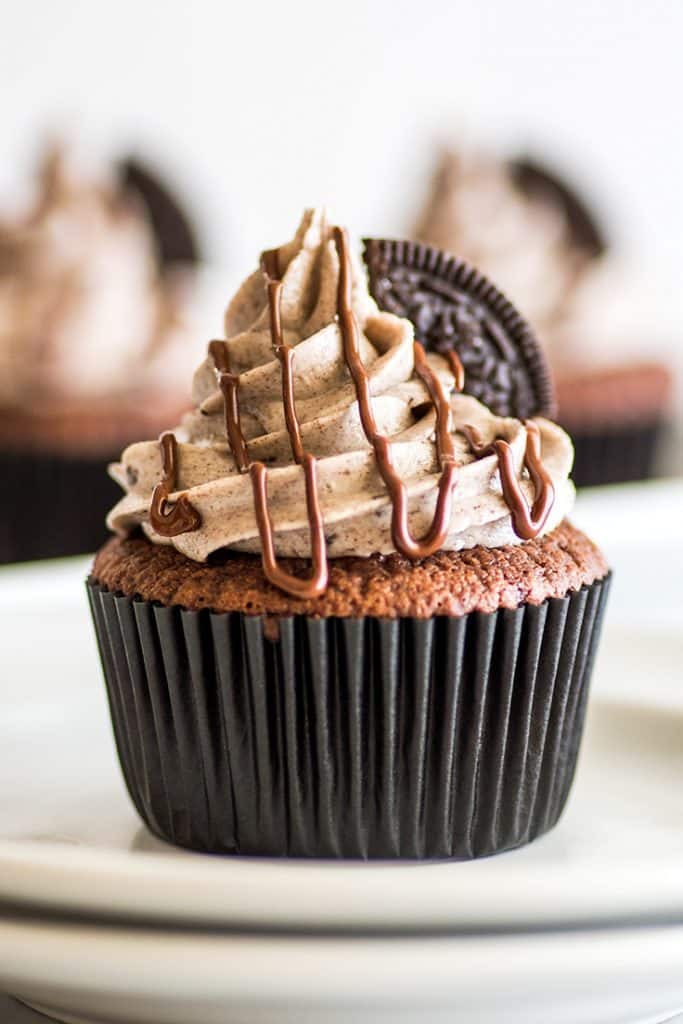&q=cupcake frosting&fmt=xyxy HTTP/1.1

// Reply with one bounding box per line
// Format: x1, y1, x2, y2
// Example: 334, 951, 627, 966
108, 209, 575, 596
0, 146, 190, 405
